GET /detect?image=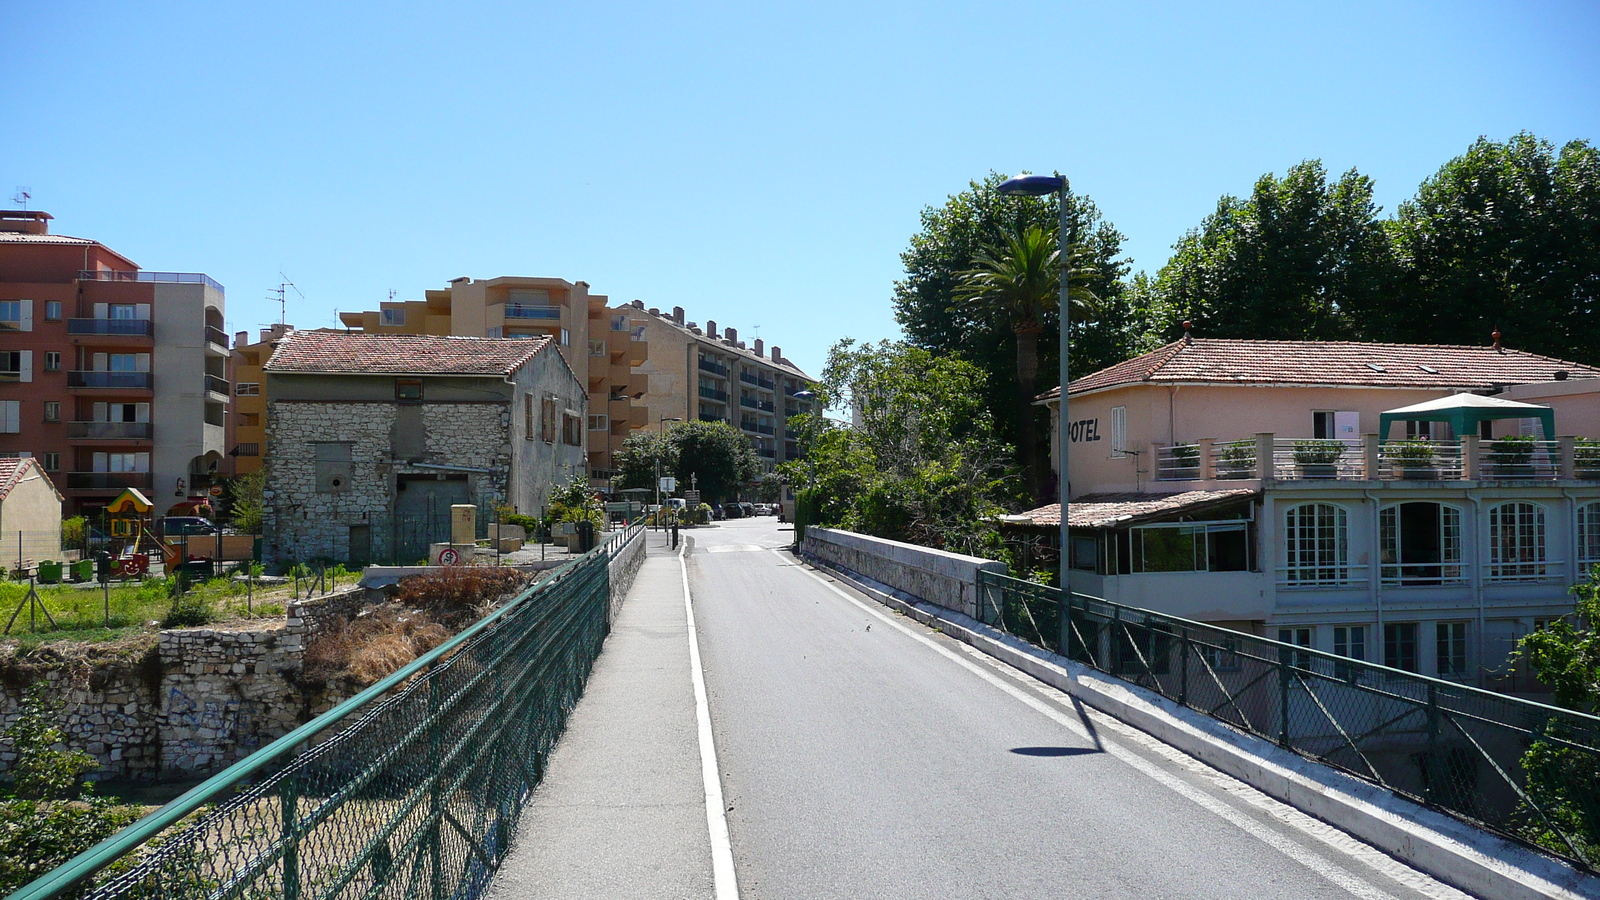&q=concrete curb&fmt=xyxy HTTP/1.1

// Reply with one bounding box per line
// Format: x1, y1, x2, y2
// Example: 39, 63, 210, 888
801, 553, 1599, 900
